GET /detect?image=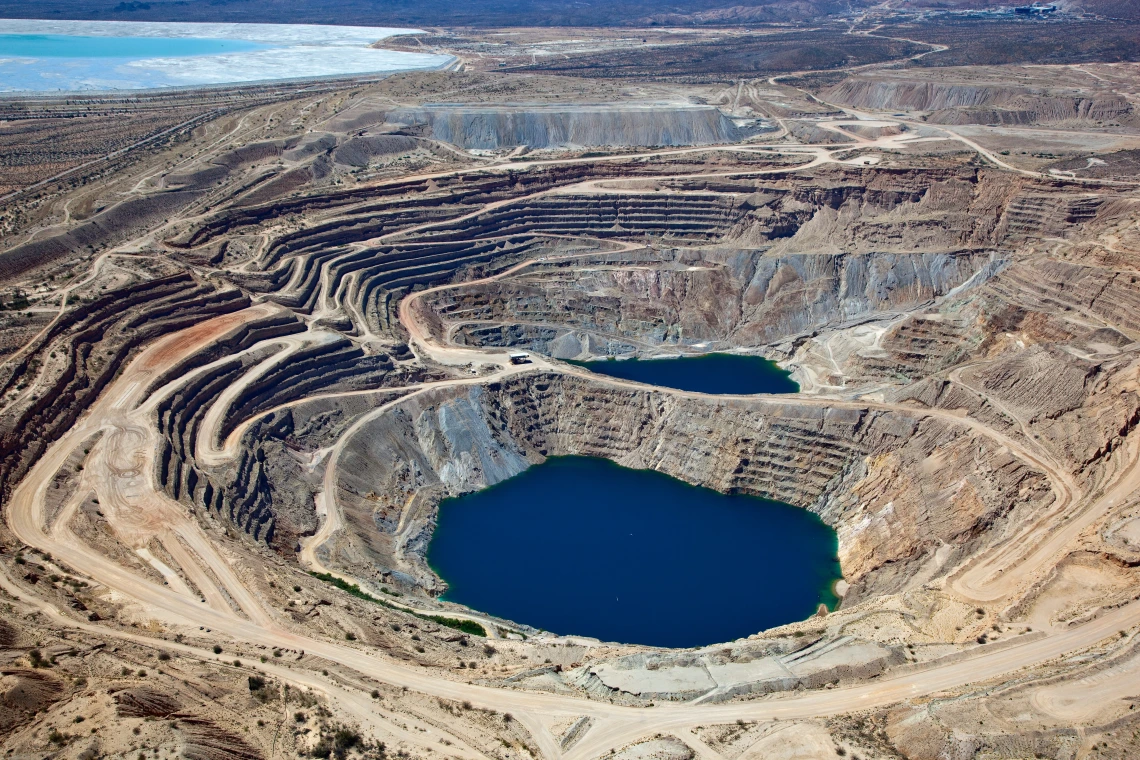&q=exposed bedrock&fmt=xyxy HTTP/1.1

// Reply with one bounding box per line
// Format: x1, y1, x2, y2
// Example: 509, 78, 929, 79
987, 257, 1140, 336
352, 105, 773, 149
854, 314, 977, 383
151, 312, 312, 548
955, 343, 1140, 470
307, 372, 1051, 601
442, 249, 1003, 353
215, 337, 395, 443
791, 252, 1140, 478
453, 323, 642, 360
144, 310, 305, 398
822, 75, 1136, 126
